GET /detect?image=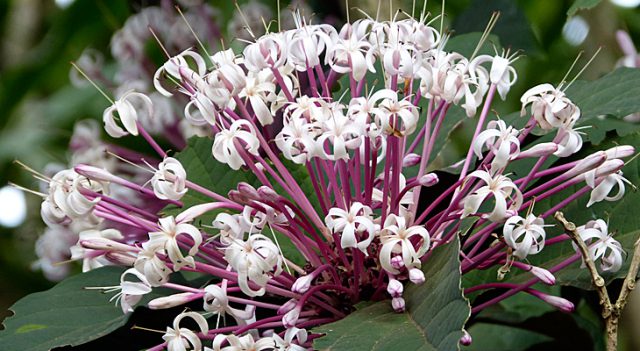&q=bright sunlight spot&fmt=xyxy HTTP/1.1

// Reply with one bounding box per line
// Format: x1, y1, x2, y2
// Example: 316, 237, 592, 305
563, 16, 590, 46
0, 186, 27, 228
610, 0, 640, 8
